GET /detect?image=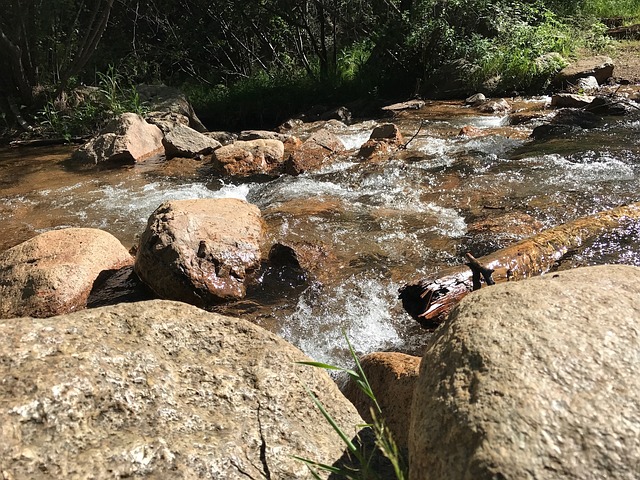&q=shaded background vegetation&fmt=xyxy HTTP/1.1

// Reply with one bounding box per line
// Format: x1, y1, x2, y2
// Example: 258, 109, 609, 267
0, 0, 637, 133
